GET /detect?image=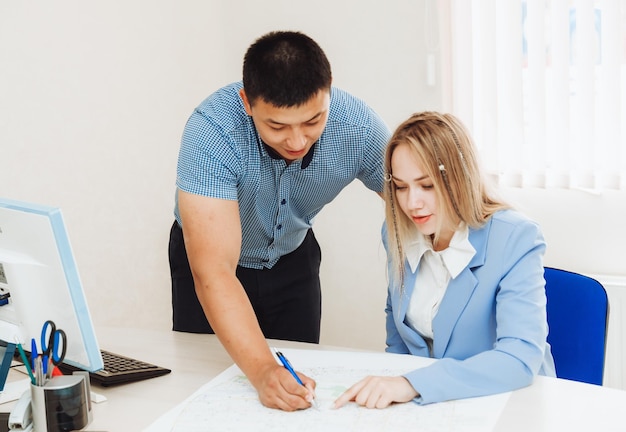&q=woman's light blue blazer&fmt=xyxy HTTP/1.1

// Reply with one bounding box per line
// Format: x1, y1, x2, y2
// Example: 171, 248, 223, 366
384, 209, 556, 405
